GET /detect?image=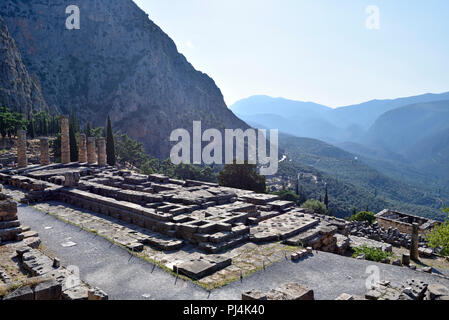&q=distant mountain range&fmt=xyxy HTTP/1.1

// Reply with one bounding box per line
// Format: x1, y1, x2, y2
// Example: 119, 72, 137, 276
232, 94, 449, 219
231, 93, 449, 143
